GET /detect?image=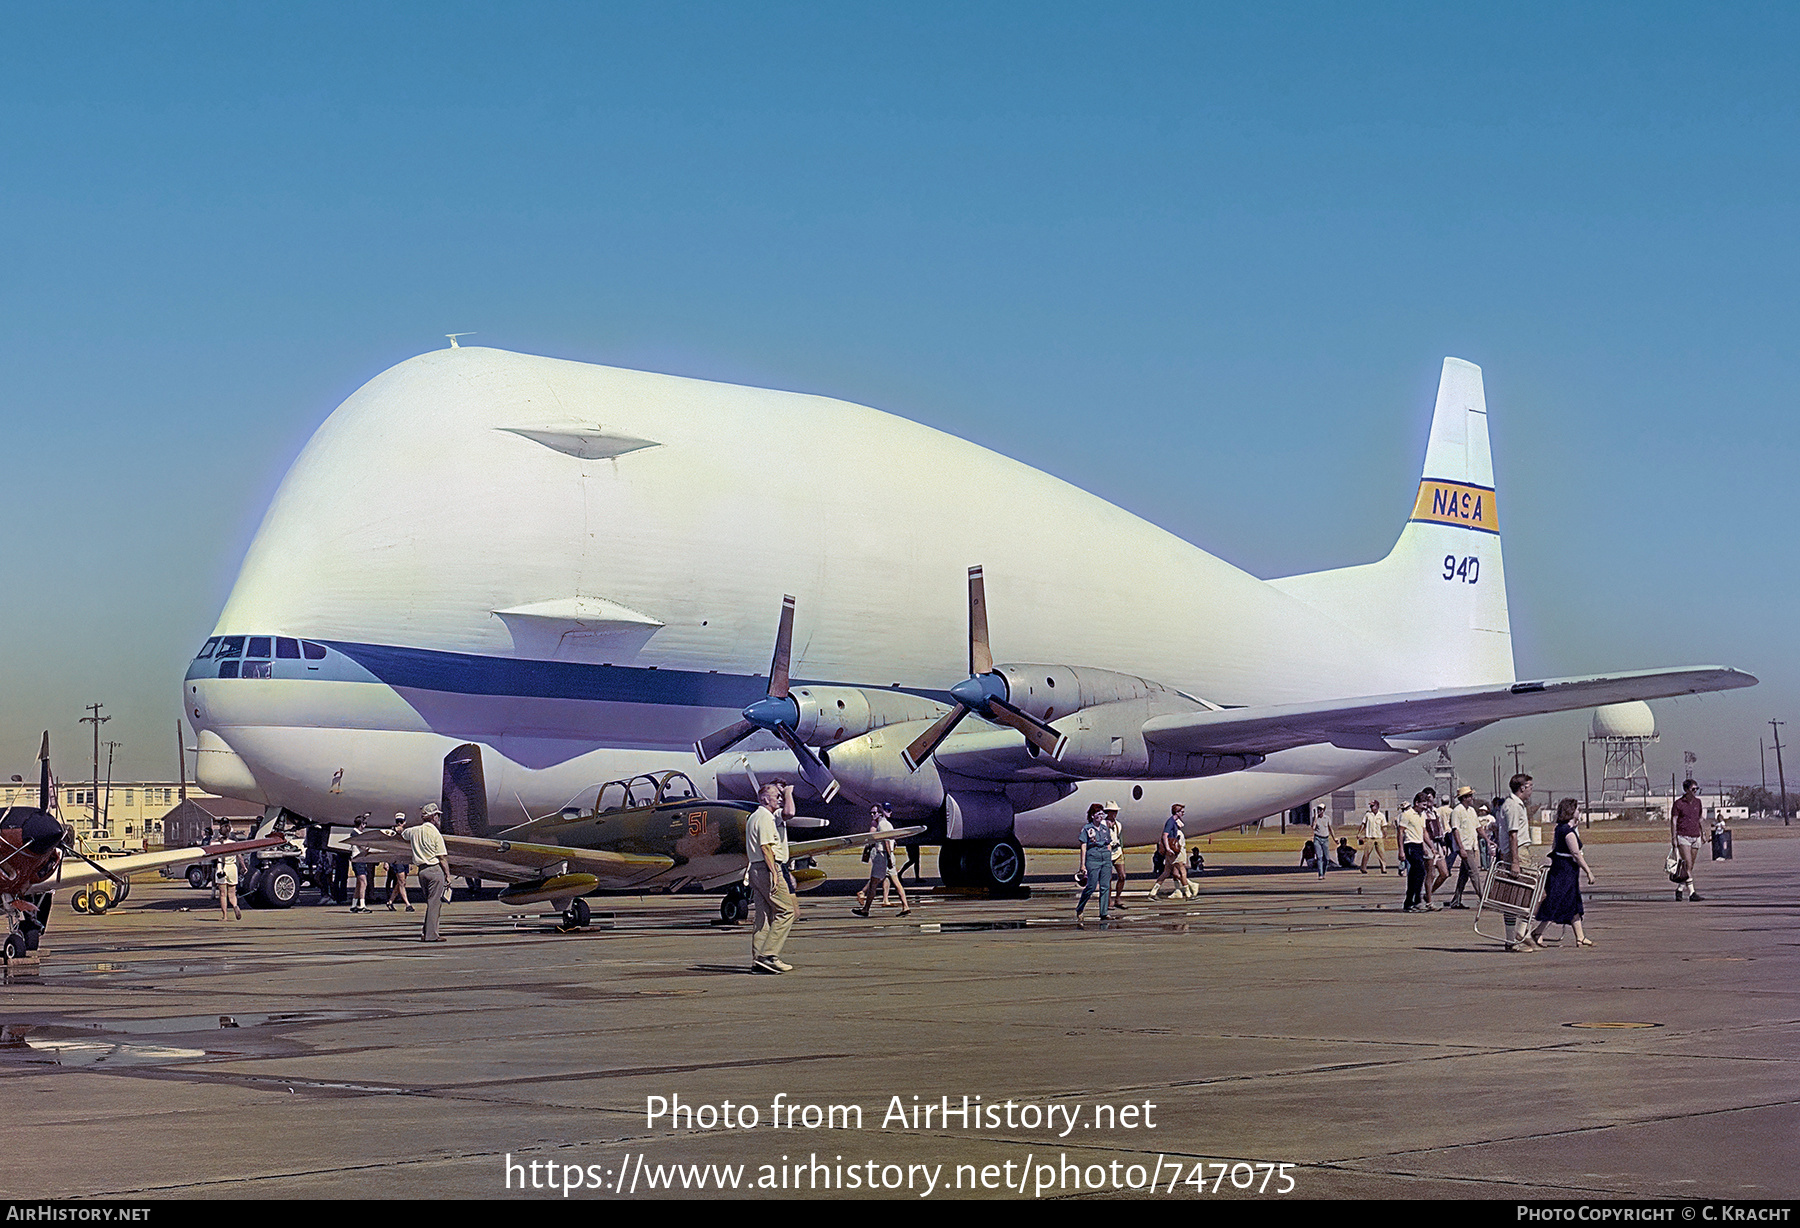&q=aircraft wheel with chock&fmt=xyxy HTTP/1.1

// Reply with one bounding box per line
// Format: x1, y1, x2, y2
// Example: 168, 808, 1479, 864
3, 933, 26, 962
561, 898, 591, 929
719, 884, 750, 924
70, 890, 92, 915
